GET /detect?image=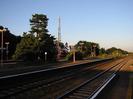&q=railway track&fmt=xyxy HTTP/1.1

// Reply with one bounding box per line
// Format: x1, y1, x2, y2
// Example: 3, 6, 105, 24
0, 59, 114, 98
0, 58, 127, 99
57, 59, 128, 99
